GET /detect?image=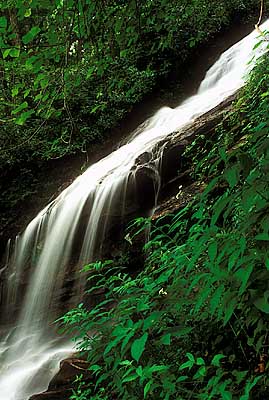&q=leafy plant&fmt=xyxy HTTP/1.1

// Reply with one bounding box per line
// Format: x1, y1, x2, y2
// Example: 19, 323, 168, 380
60, 51, 269, 399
